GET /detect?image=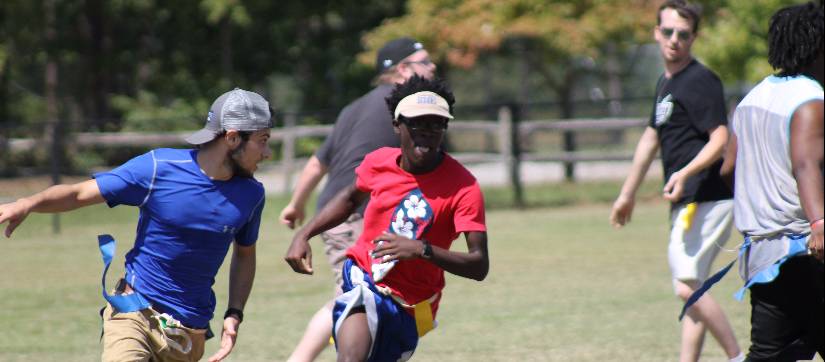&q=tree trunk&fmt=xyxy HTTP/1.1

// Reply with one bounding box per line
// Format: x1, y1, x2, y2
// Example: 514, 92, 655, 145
605, 43, 624, 144
559, 69, 577, 181
45, 0, 62, 233
85, 0, 111, 130
220, 16, 233, 81
0, 55, 9, 175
